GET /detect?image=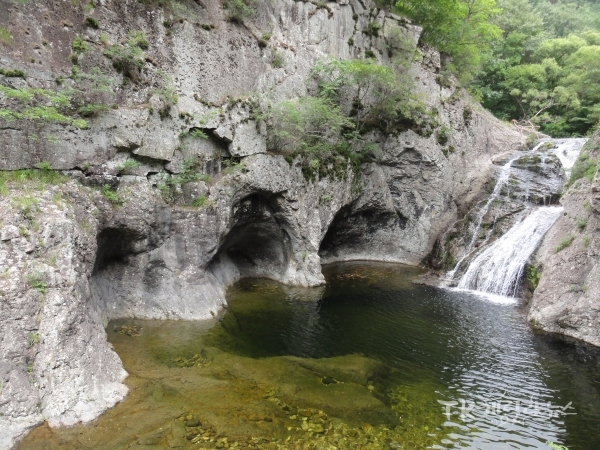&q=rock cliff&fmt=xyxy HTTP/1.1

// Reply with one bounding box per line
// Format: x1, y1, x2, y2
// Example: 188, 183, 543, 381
529, 133, 600, 346
0, 0, 523, 446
